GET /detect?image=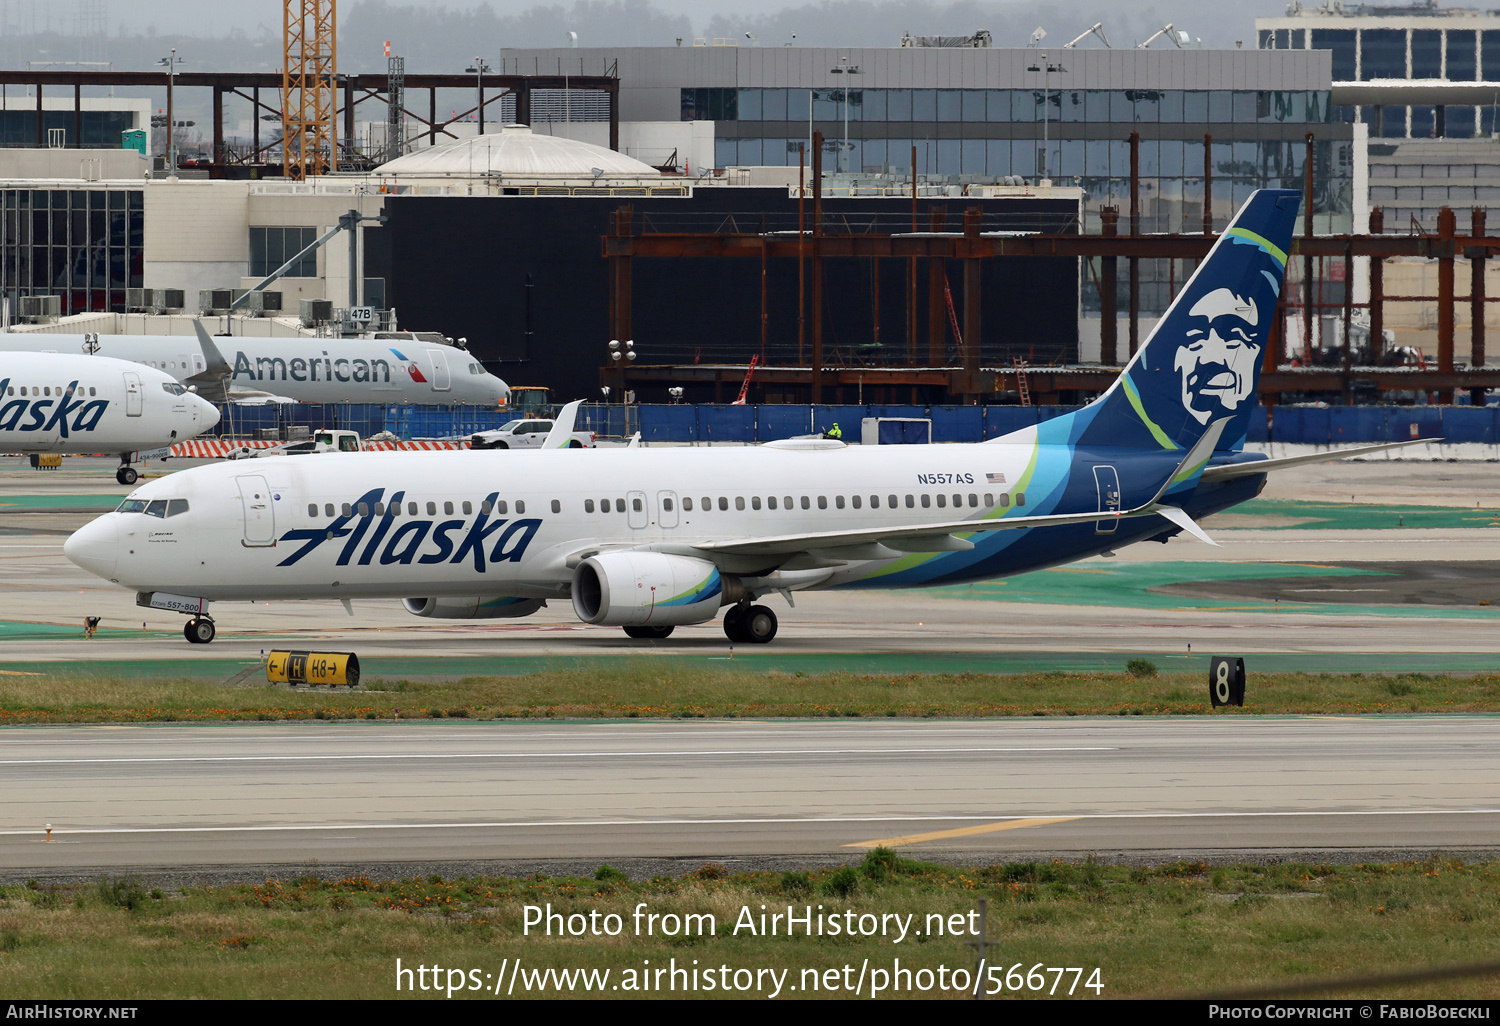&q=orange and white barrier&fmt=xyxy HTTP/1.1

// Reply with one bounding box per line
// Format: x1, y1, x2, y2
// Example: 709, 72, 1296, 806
169, 439, 470, 458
